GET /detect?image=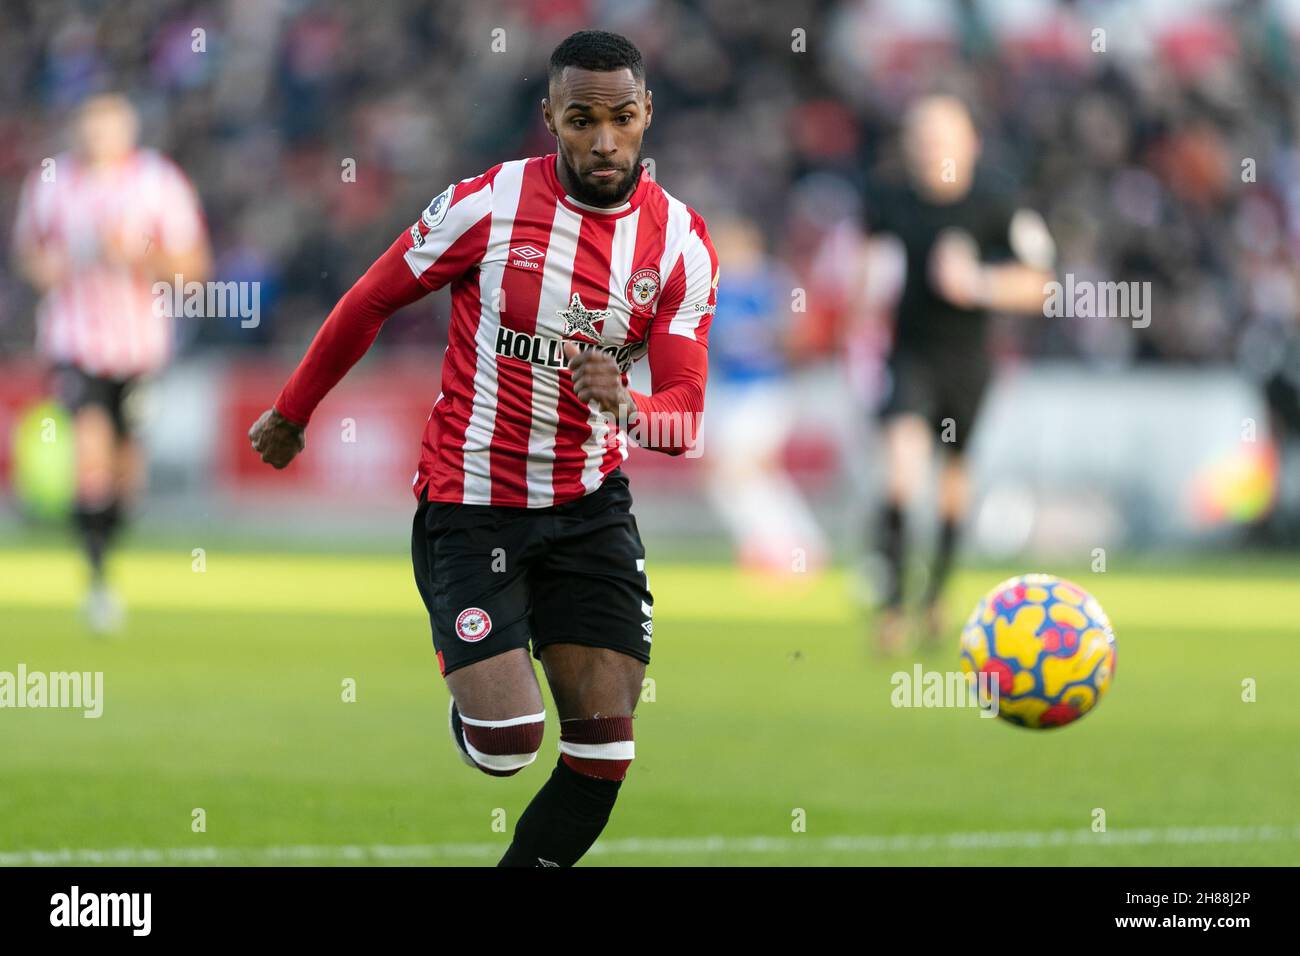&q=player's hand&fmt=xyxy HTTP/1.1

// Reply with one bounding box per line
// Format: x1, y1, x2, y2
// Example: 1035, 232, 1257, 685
248, 407, 305, 469
929, 228, 988, 310
100, 226, 150, 269
564, 342, 633, 418
23, 247, 71, 292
